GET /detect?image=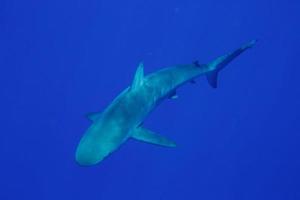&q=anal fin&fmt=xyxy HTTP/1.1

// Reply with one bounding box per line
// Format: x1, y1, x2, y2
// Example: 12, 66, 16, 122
131, 127, 176, 147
